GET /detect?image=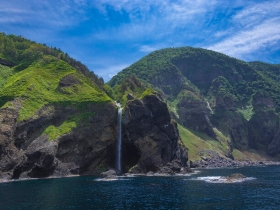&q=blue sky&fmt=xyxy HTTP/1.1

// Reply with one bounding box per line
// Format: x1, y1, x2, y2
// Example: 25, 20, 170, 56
1, 0, 280, 82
